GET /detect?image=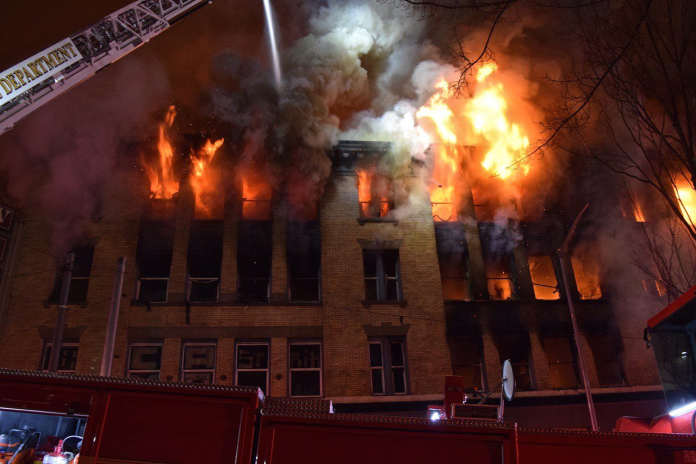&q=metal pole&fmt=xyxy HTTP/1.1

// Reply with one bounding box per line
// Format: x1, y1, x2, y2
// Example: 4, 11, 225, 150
100, 257, 126, 377
48, 252, 74, 372
557, 204, 599, 432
